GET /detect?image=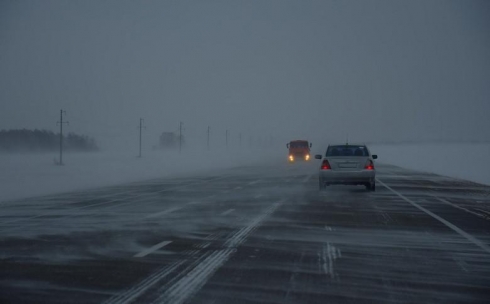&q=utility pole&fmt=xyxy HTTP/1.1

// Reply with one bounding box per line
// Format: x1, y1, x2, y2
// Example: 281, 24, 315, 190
179, 121, 183, 153
138, 118, 145, 158
225, 129, 228, 149
207, 126, 210, 150
56, 109, 69, 165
